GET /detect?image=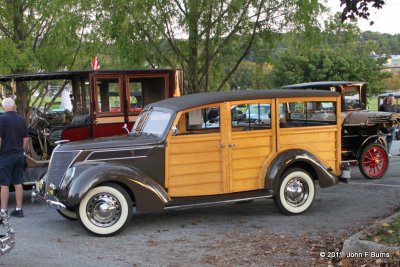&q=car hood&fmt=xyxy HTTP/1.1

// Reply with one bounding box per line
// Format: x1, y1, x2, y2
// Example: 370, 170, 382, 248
55, 133, 162, 152
342, 110, 400, 126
